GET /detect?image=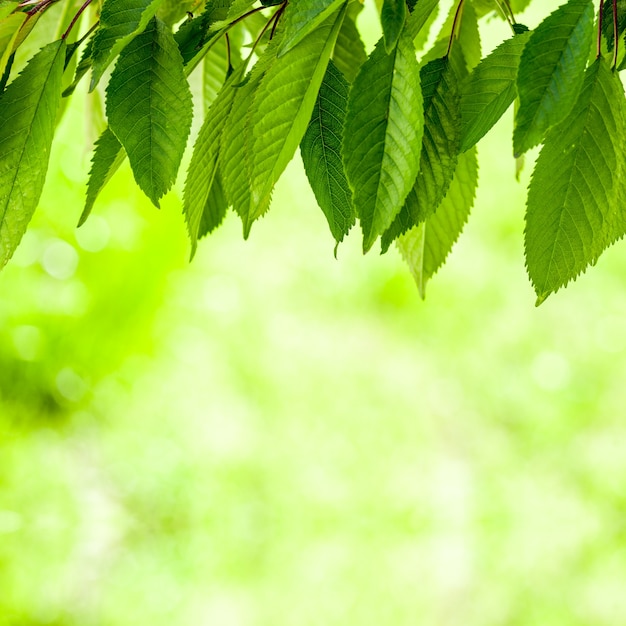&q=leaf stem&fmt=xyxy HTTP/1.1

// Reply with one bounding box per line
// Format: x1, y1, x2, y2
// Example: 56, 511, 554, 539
612, 0, 619, 68
62, 0, 94, 40
446, 0, 466, 57
598, 0, 604, 58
